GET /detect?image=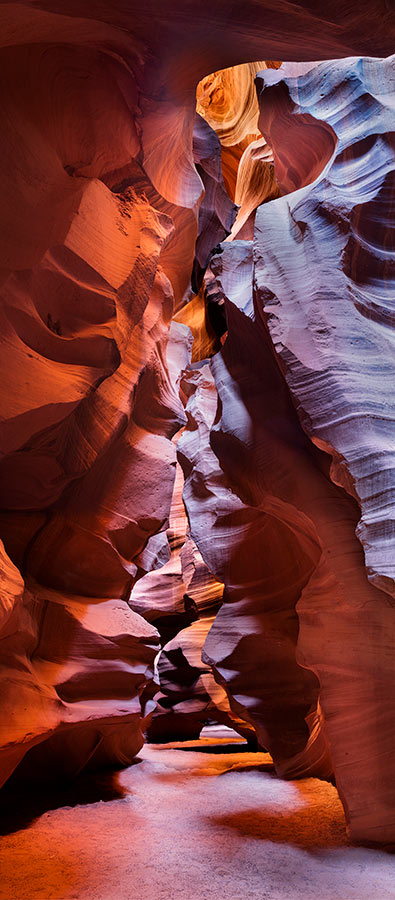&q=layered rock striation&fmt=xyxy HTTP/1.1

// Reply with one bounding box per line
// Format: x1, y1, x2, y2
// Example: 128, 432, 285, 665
130, 461, 254, 743
253, 55, 395, 843
178, 247, 333, 778
177, 54, 395, 843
